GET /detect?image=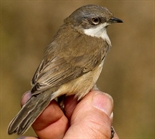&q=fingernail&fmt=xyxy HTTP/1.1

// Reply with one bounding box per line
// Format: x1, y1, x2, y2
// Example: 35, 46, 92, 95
92, 92, 113, 116
110, 112, 114, 119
